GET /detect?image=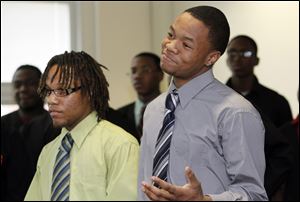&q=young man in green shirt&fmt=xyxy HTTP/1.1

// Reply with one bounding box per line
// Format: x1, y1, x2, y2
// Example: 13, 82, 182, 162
25, 51, 139, 201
